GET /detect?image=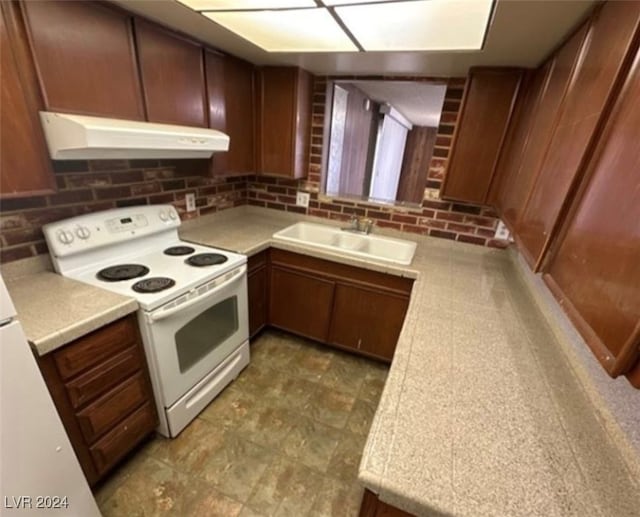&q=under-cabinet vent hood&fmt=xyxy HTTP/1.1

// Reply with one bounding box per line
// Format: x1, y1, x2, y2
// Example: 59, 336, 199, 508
39, 112, 230, 160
